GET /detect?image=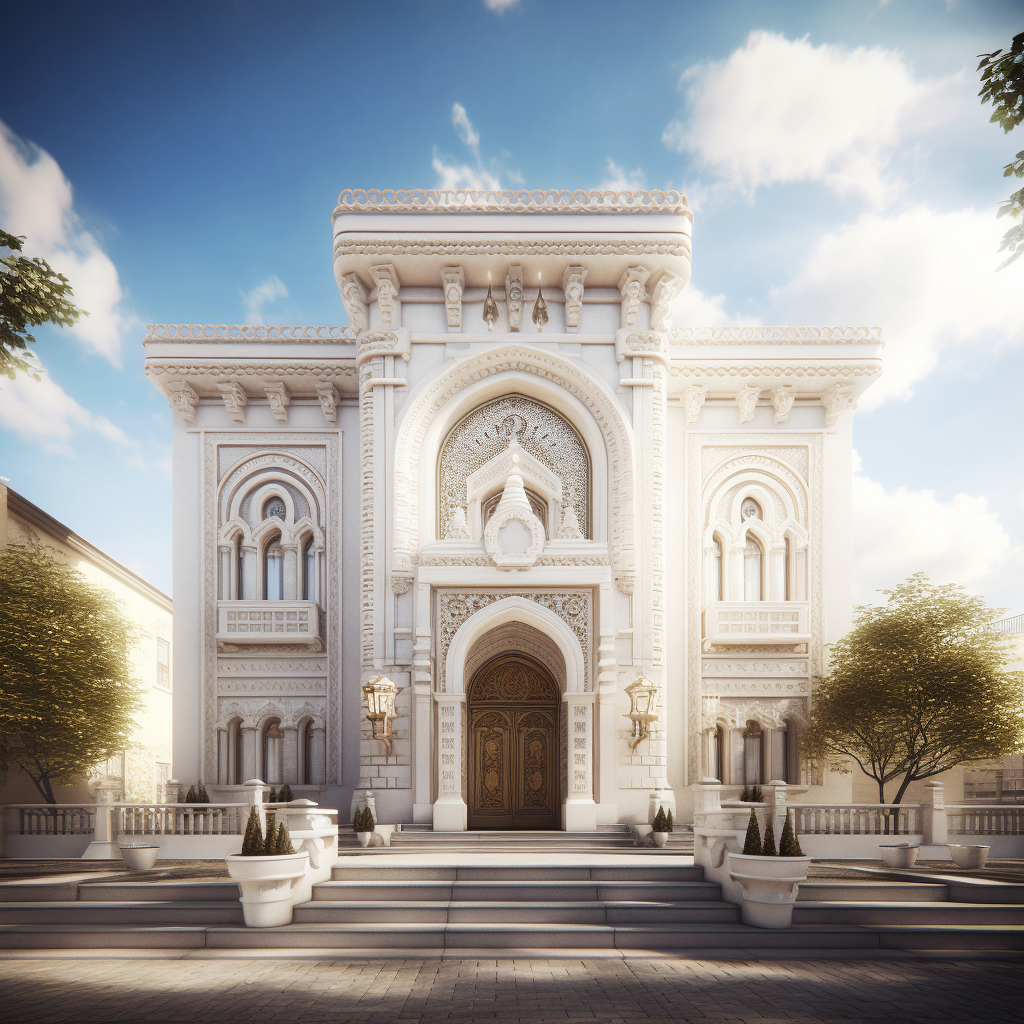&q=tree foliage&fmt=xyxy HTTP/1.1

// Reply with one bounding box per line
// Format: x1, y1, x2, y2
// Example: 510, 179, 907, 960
0, 230, 86, 379
742, 809, 762, 855
978, 32, 1024, 268
0, 544, 140, 802
803, 575, 1024, 810
240, 806, 263, 856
